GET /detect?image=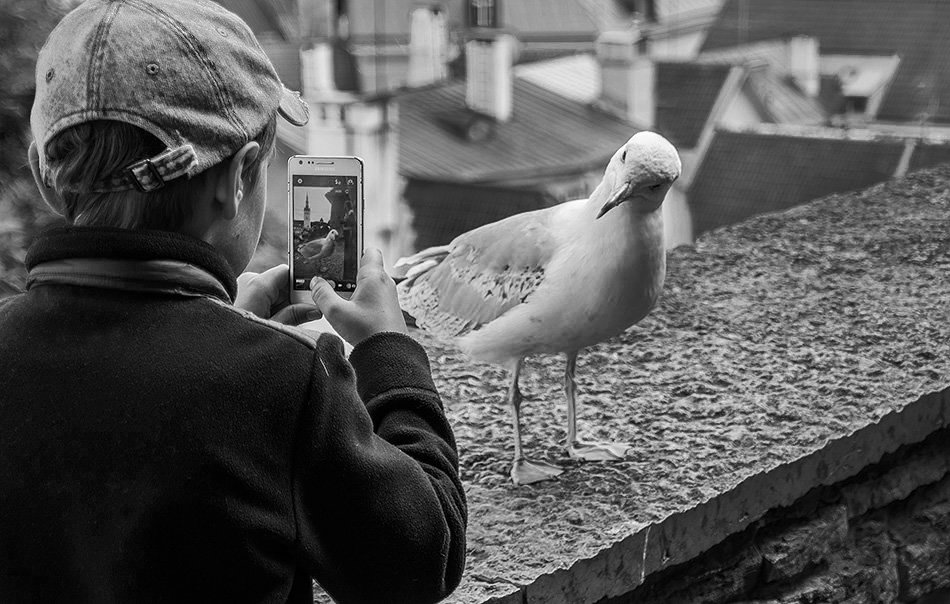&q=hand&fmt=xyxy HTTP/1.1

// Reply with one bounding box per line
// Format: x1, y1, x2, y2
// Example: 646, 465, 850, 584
235, 264, 322, 326
310, 248, 407, 346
